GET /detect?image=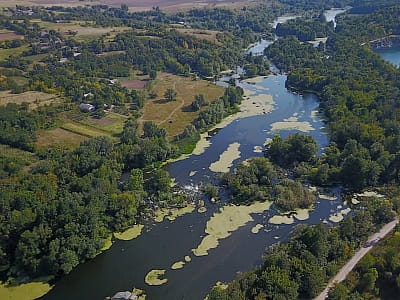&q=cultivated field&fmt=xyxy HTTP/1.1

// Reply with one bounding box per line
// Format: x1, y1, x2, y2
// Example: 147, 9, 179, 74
0, 30, 24, 41
0, 45, 29, 61
142, 73, 224, 138
121, 79, 147, 89
0, 90, 63, 110
36, 127, 88, 149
